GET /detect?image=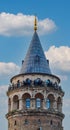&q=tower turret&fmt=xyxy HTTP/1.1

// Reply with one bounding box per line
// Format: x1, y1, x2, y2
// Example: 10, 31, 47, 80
6, 17, 64, 130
